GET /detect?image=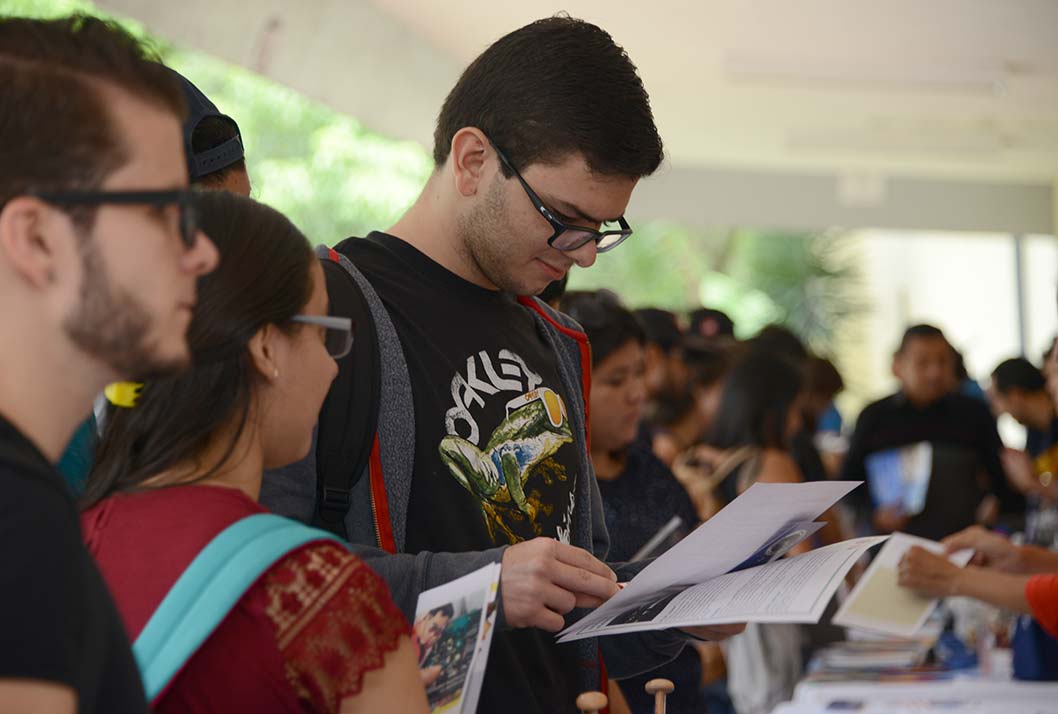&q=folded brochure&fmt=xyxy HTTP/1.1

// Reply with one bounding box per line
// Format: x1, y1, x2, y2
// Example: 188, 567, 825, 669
559, 481, 883, 642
